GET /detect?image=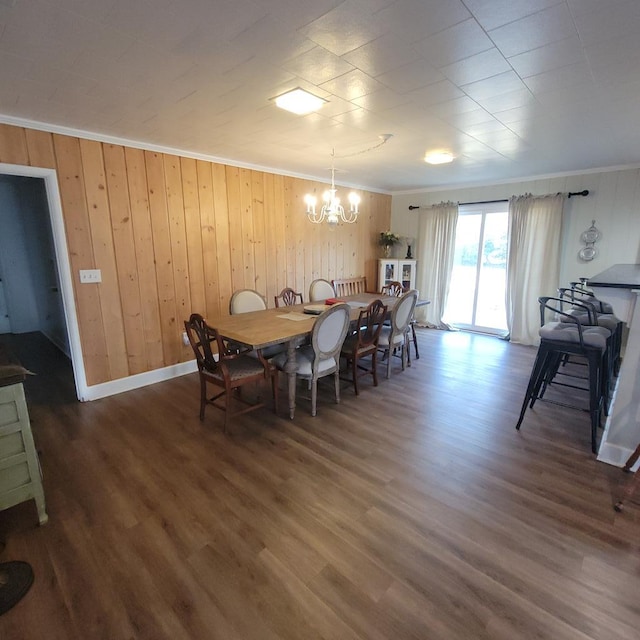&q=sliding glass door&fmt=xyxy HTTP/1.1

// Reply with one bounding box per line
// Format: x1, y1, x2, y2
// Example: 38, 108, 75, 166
443, 203, 508, 334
